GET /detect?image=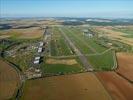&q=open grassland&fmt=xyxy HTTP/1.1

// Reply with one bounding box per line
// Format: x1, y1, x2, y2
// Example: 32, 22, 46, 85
0, 27, 43, 39
60, 27, 109, 54
86, 50, 115, 70
0, 60, 20, 100
112, 26, 133, 38
60, 26, 115, 70
41, 57, 84, 74
50, 27, 73, 56
95, 26, 133, 46
6, 52, 34, 71
61, 27, 95, 54
96, 36, 133, 53
5, 41, 37, 72
116, 52, 133, 82
96, 72, 133, 100
21, 73, 111, 100
70, 27, 107, 52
